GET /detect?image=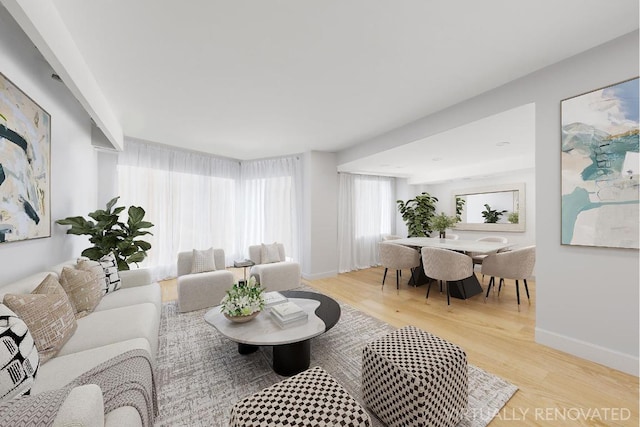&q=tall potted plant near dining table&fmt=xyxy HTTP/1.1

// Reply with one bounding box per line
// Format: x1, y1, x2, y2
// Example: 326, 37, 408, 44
396, 192, 438, 237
